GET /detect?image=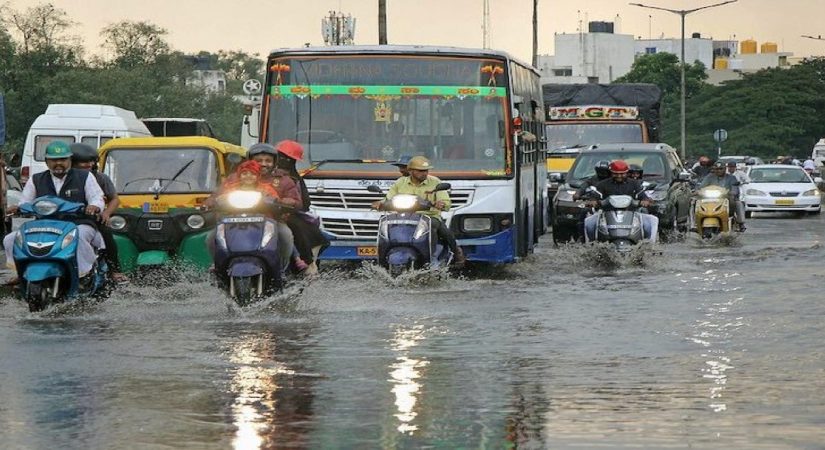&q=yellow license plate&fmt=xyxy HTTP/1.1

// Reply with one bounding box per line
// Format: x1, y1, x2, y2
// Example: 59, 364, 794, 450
775, 199, 795, 205
143, 202, 169, 213
357, 246, 378, 257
